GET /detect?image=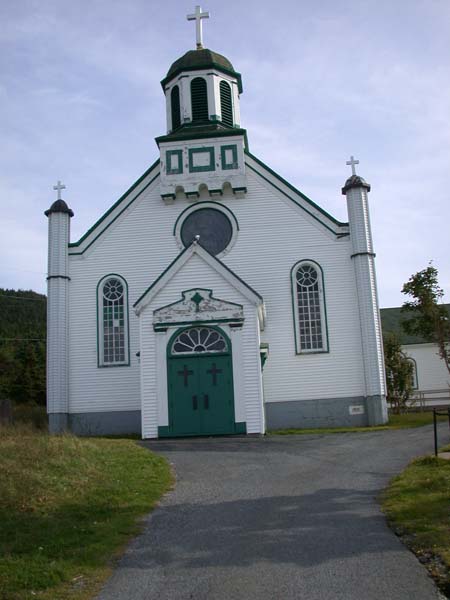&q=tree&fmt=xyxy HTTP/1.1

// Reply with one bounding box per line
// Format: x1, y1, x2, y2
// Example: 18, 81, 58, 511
383, 333, 414, 413
401, 265, 450, 374
0, 289, 46, 405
